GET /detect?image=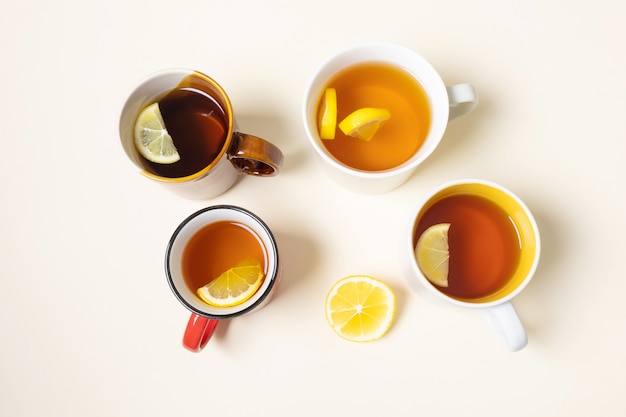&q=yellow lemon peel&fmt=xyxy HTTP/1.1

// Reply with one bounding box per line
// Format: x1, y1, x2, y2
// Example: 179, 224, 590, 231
338, 107, 391, 141
196, 258, 265, 307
